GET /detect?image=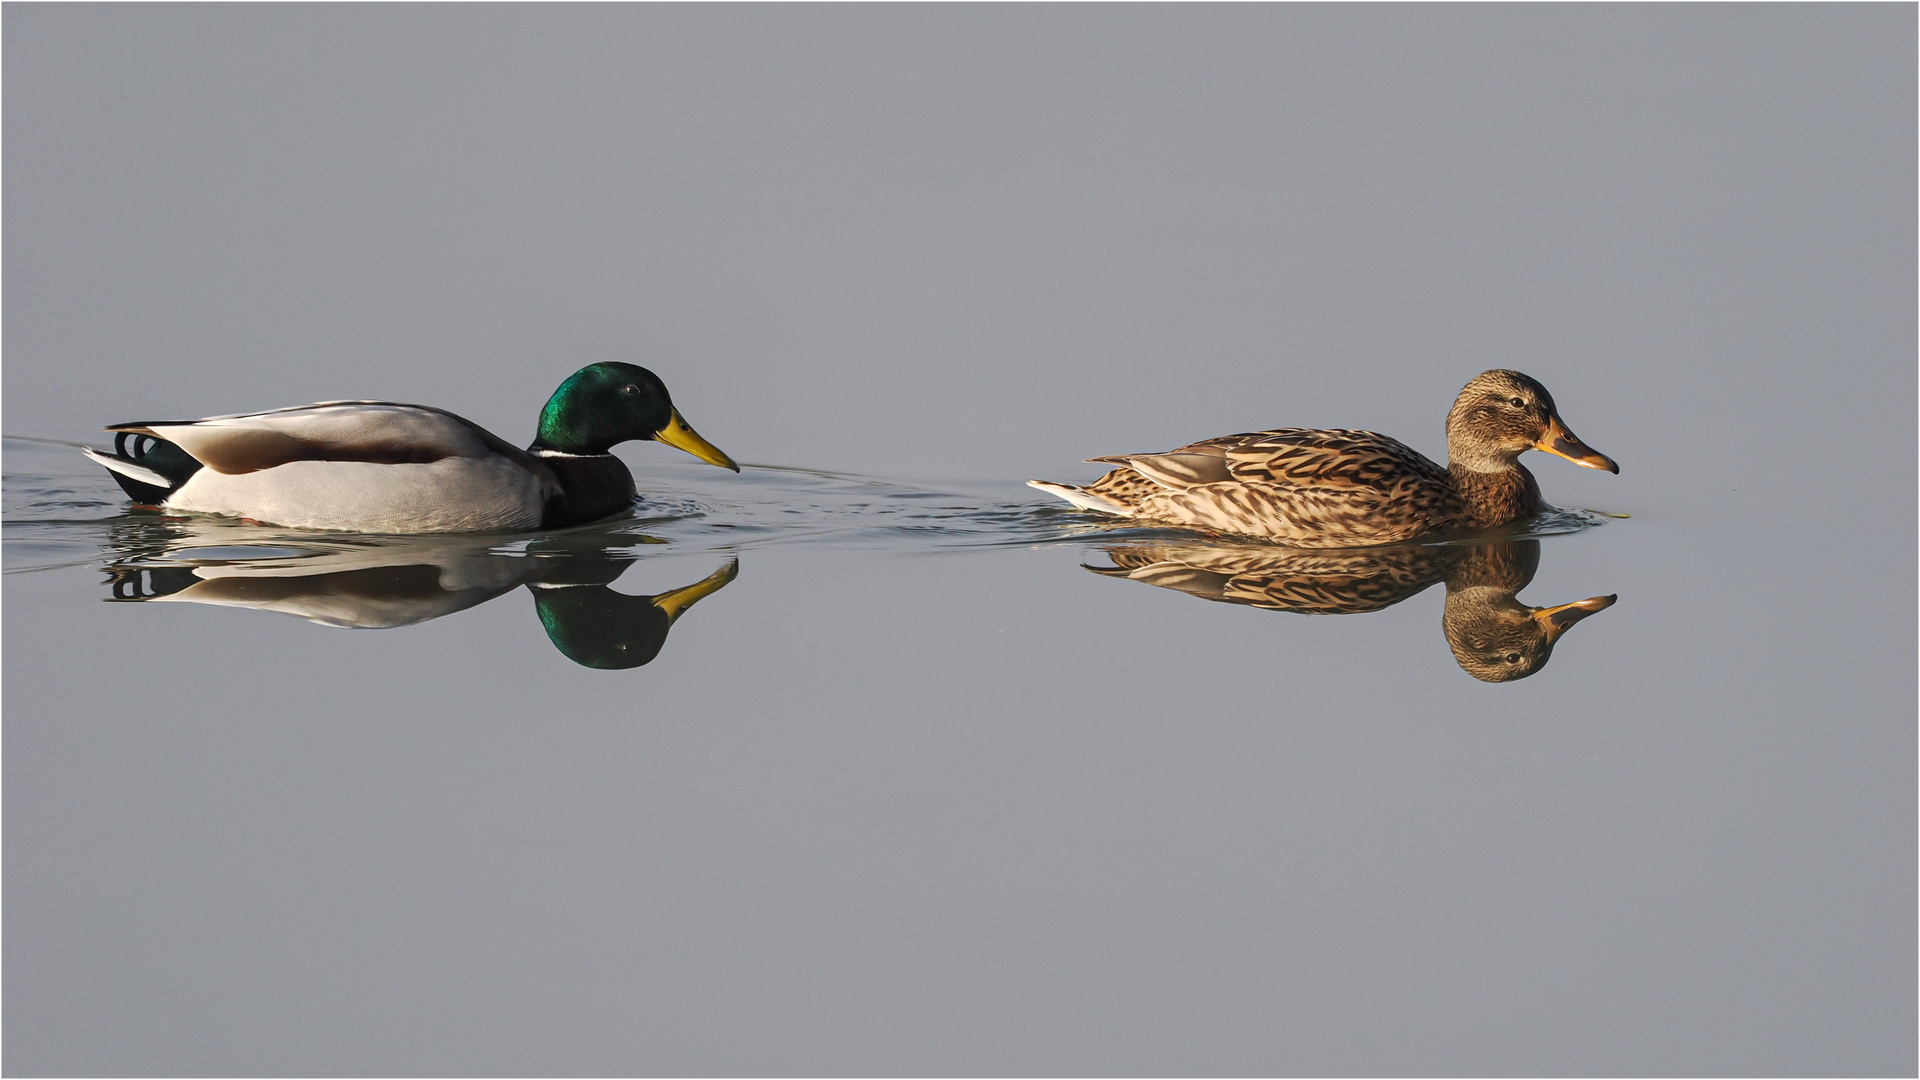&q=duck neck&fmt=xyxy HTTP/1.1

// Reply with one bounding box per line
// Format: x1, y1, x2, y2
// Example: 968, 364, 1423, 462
529, 436, 608, 456
531, 423, 613, 456
1444, 540, 1539, 594
534, 382, 619, 455
1445, 458, 1541, 528
537, 454, 637, 529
